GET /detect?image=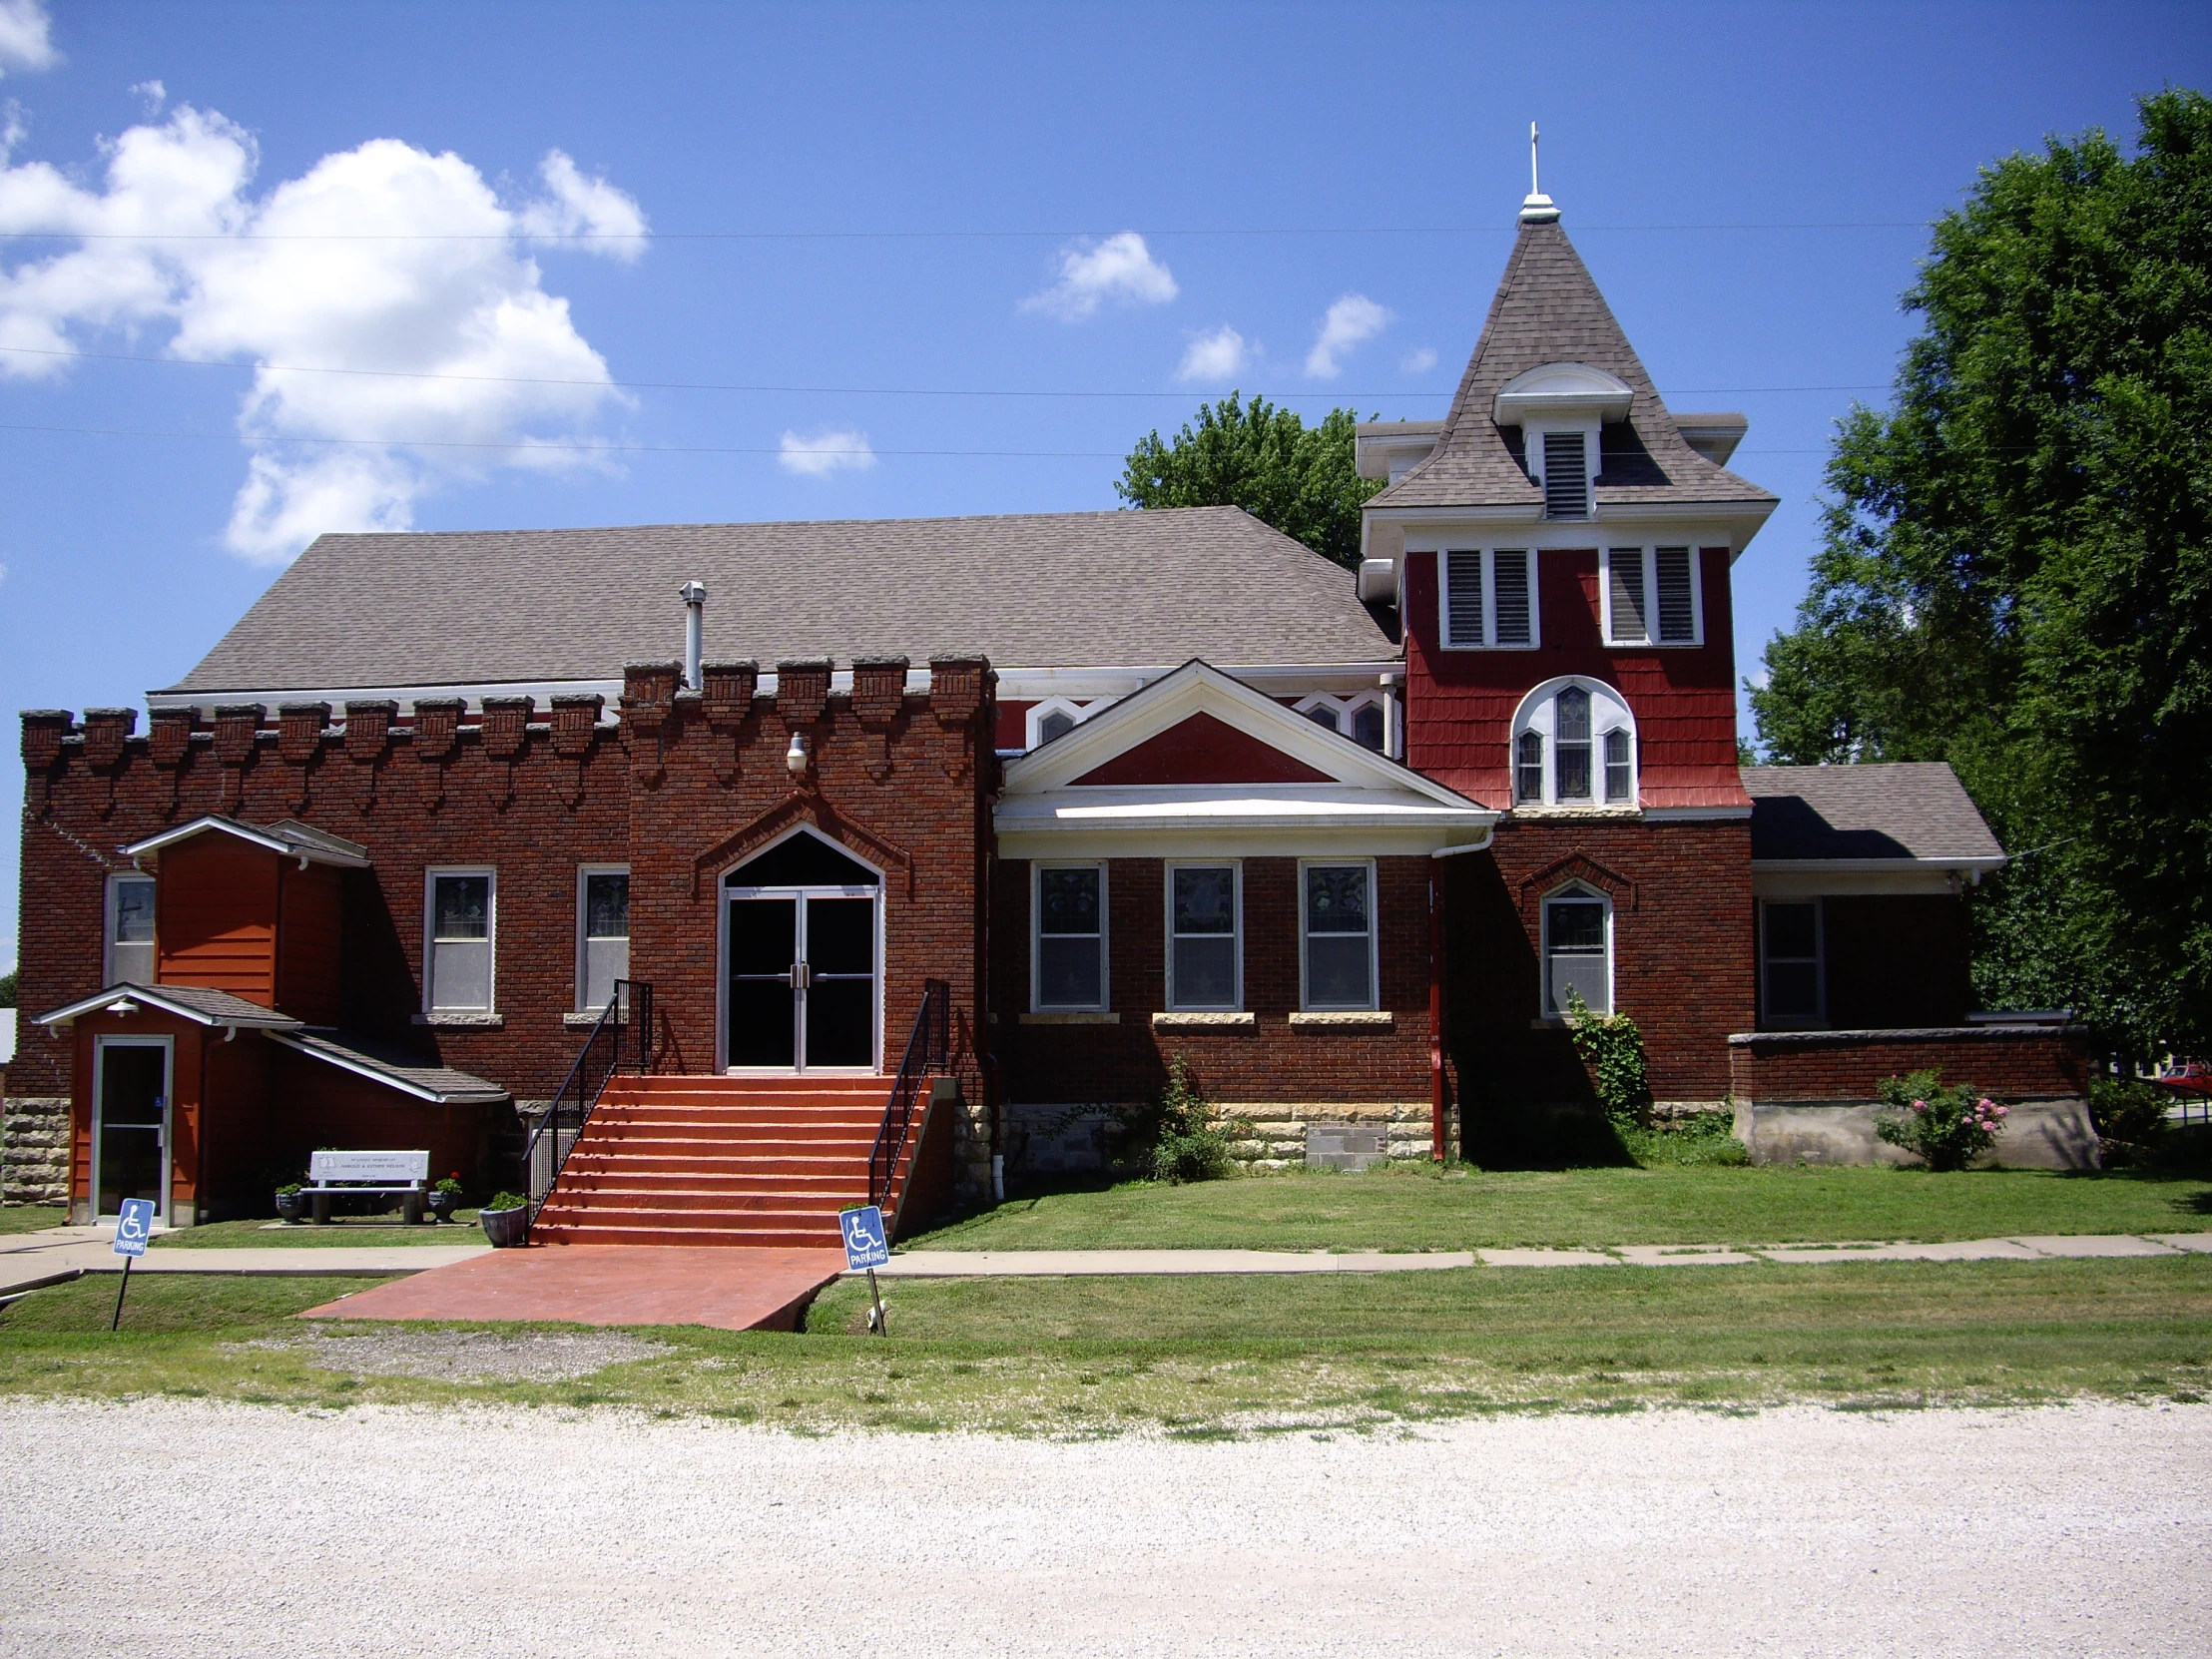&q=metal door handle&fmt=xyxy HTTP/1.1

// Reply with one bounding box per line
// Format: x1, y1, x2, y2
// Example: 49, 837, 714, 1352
790, 962, 812, 990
